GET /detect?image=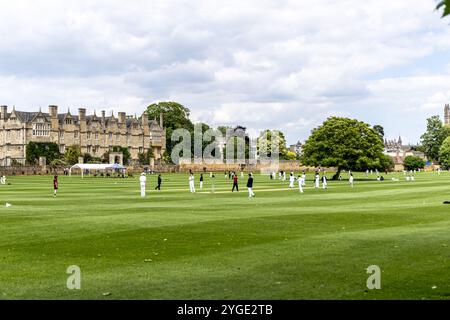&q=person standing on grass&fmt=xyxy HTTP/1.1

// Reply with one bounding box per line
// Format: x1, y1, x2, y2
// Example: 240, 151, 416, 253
349, 173, 354, 188
301, 171, 306, 186
139, 173, 147, 197
289, 172, 295, 189
298, 175, 304, 193
314, 172, 320, 189
232, 173, 239, 192
189, 173, 196, 193
199, 173, 204, 190
0, 175, 6, 185
155, 174, 162, 190
322, 175, 328, 189
53, 175, 58, 197
247, 173, 255, 198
